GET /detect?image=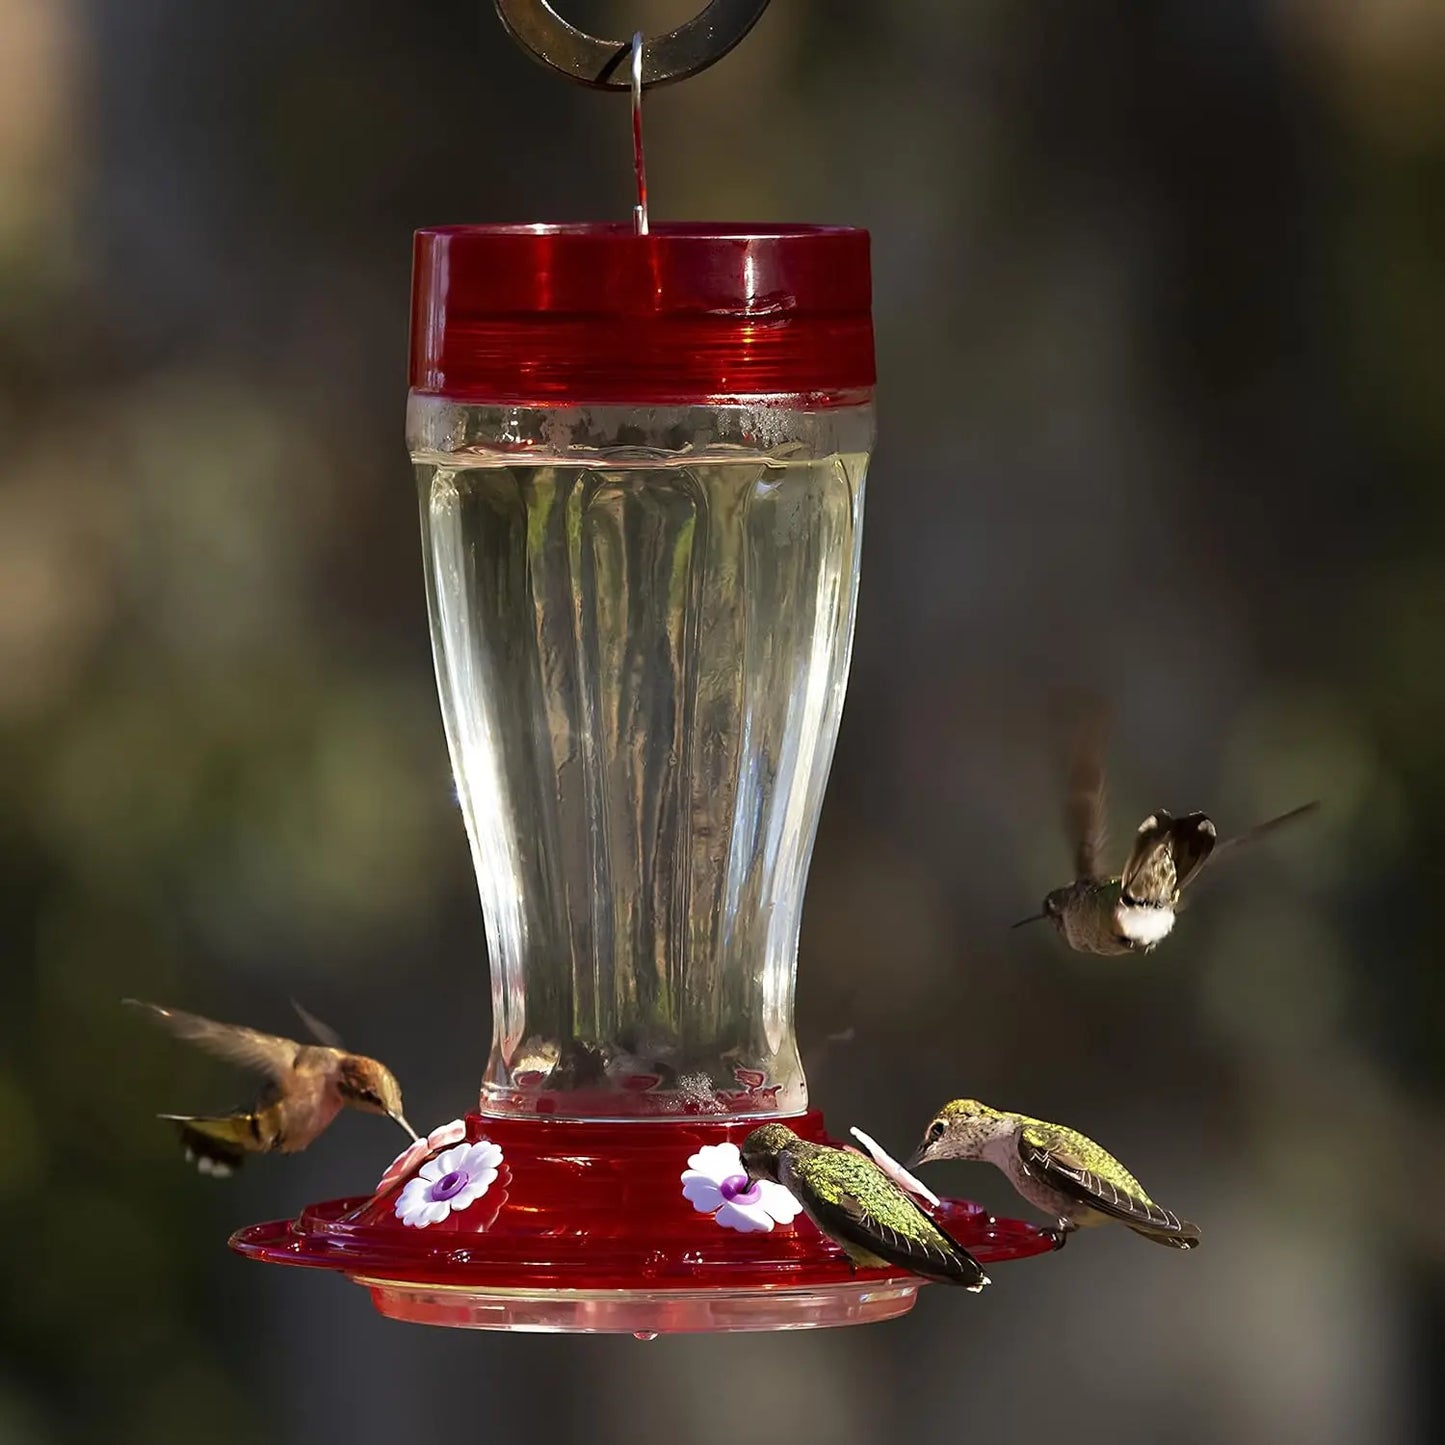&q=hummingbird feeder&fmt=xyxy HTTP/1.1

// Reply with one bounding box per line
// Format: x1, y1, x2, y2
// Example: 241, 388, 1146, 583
230, 0, 1055, 1334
